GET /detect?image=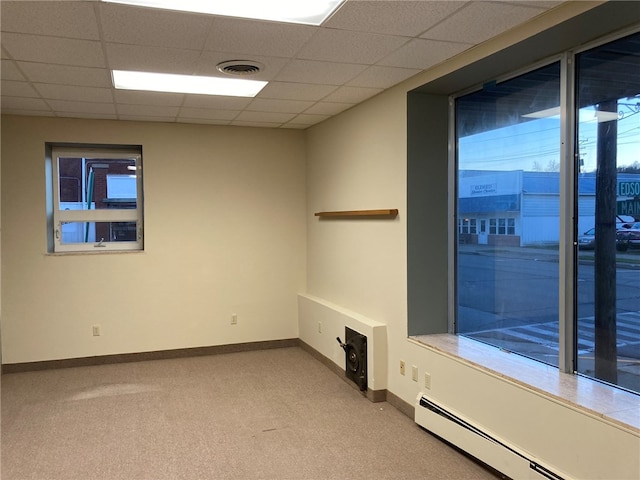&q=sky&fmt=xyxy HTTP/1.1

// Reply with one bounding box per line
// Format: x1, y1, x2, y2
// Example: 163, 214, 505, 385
458, 98, 640, 173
